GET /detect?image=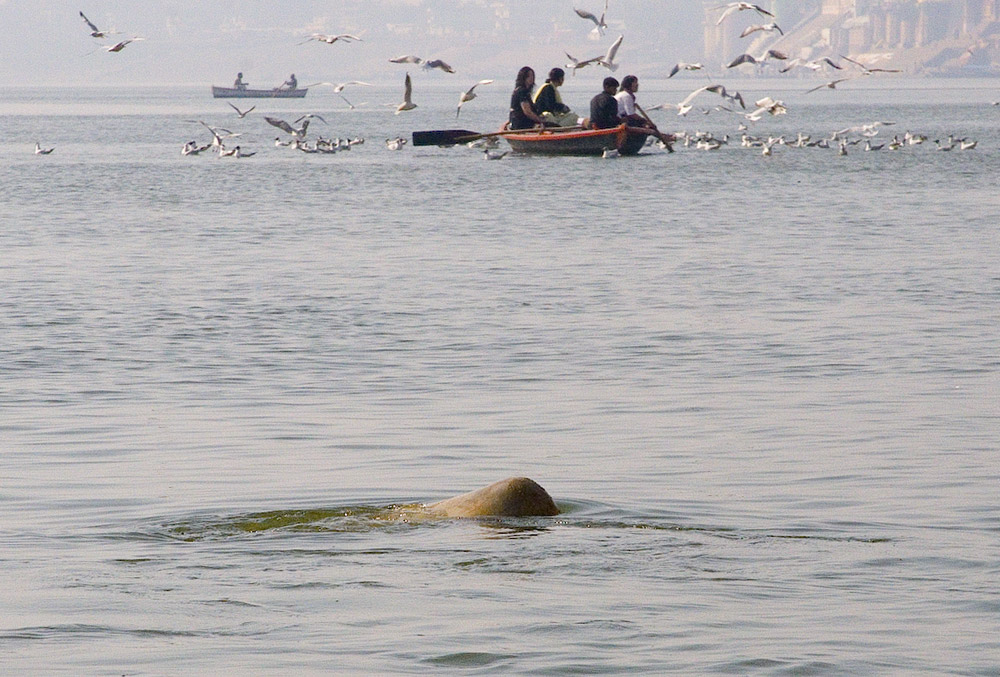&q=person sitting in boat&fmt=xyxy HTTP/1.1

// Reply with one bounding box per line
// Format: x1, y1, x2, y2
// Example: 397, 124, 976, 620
589, 76, 620, 130
508, 66, 546, 130
233, 72, 248, 90
615, 74, 674, 149
280, 73, 298, 91
533, 68, 582, 128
